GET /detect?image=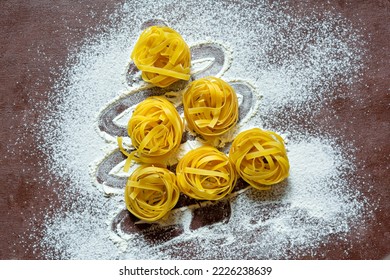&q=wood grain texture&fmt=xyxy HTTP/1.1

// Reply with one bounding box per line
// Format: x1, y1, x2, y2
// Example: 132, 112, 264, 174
0, 0, 389, 259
